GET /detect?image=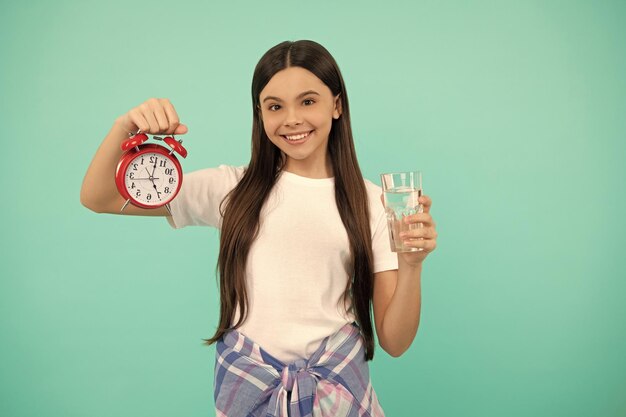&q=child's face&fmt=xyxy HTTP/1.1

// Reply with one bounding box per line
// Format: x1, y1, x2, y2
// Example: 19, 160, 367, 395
259, 66, 341, 176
